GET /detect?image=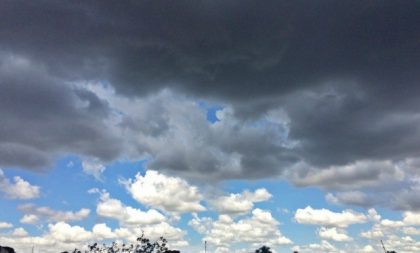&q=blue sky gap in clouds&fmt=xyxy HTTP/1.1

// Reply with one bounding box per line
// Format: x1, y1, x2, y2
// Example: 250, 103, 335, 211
0, 159, 406, 253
